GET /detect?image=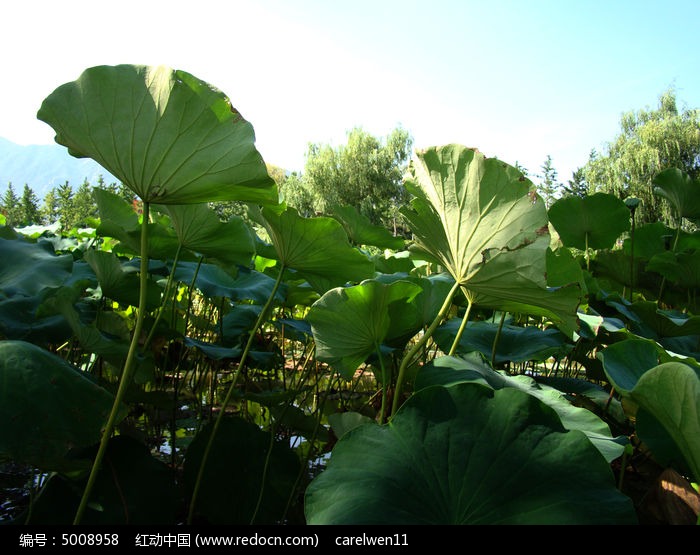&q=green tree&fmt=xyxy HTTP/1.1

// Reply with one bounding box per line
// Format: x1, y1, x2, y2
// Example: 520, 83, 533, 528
73, 179, 98, 227
280, 172, 316, 217
584, 89, 700, 224
19, 184, 41, 226
561, 166, 589, 199
1, 183, 21, 227
302, 126, 413, 230
536, 155, 561, 208
42, 188, 60, 224
56, 181, 75, 231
